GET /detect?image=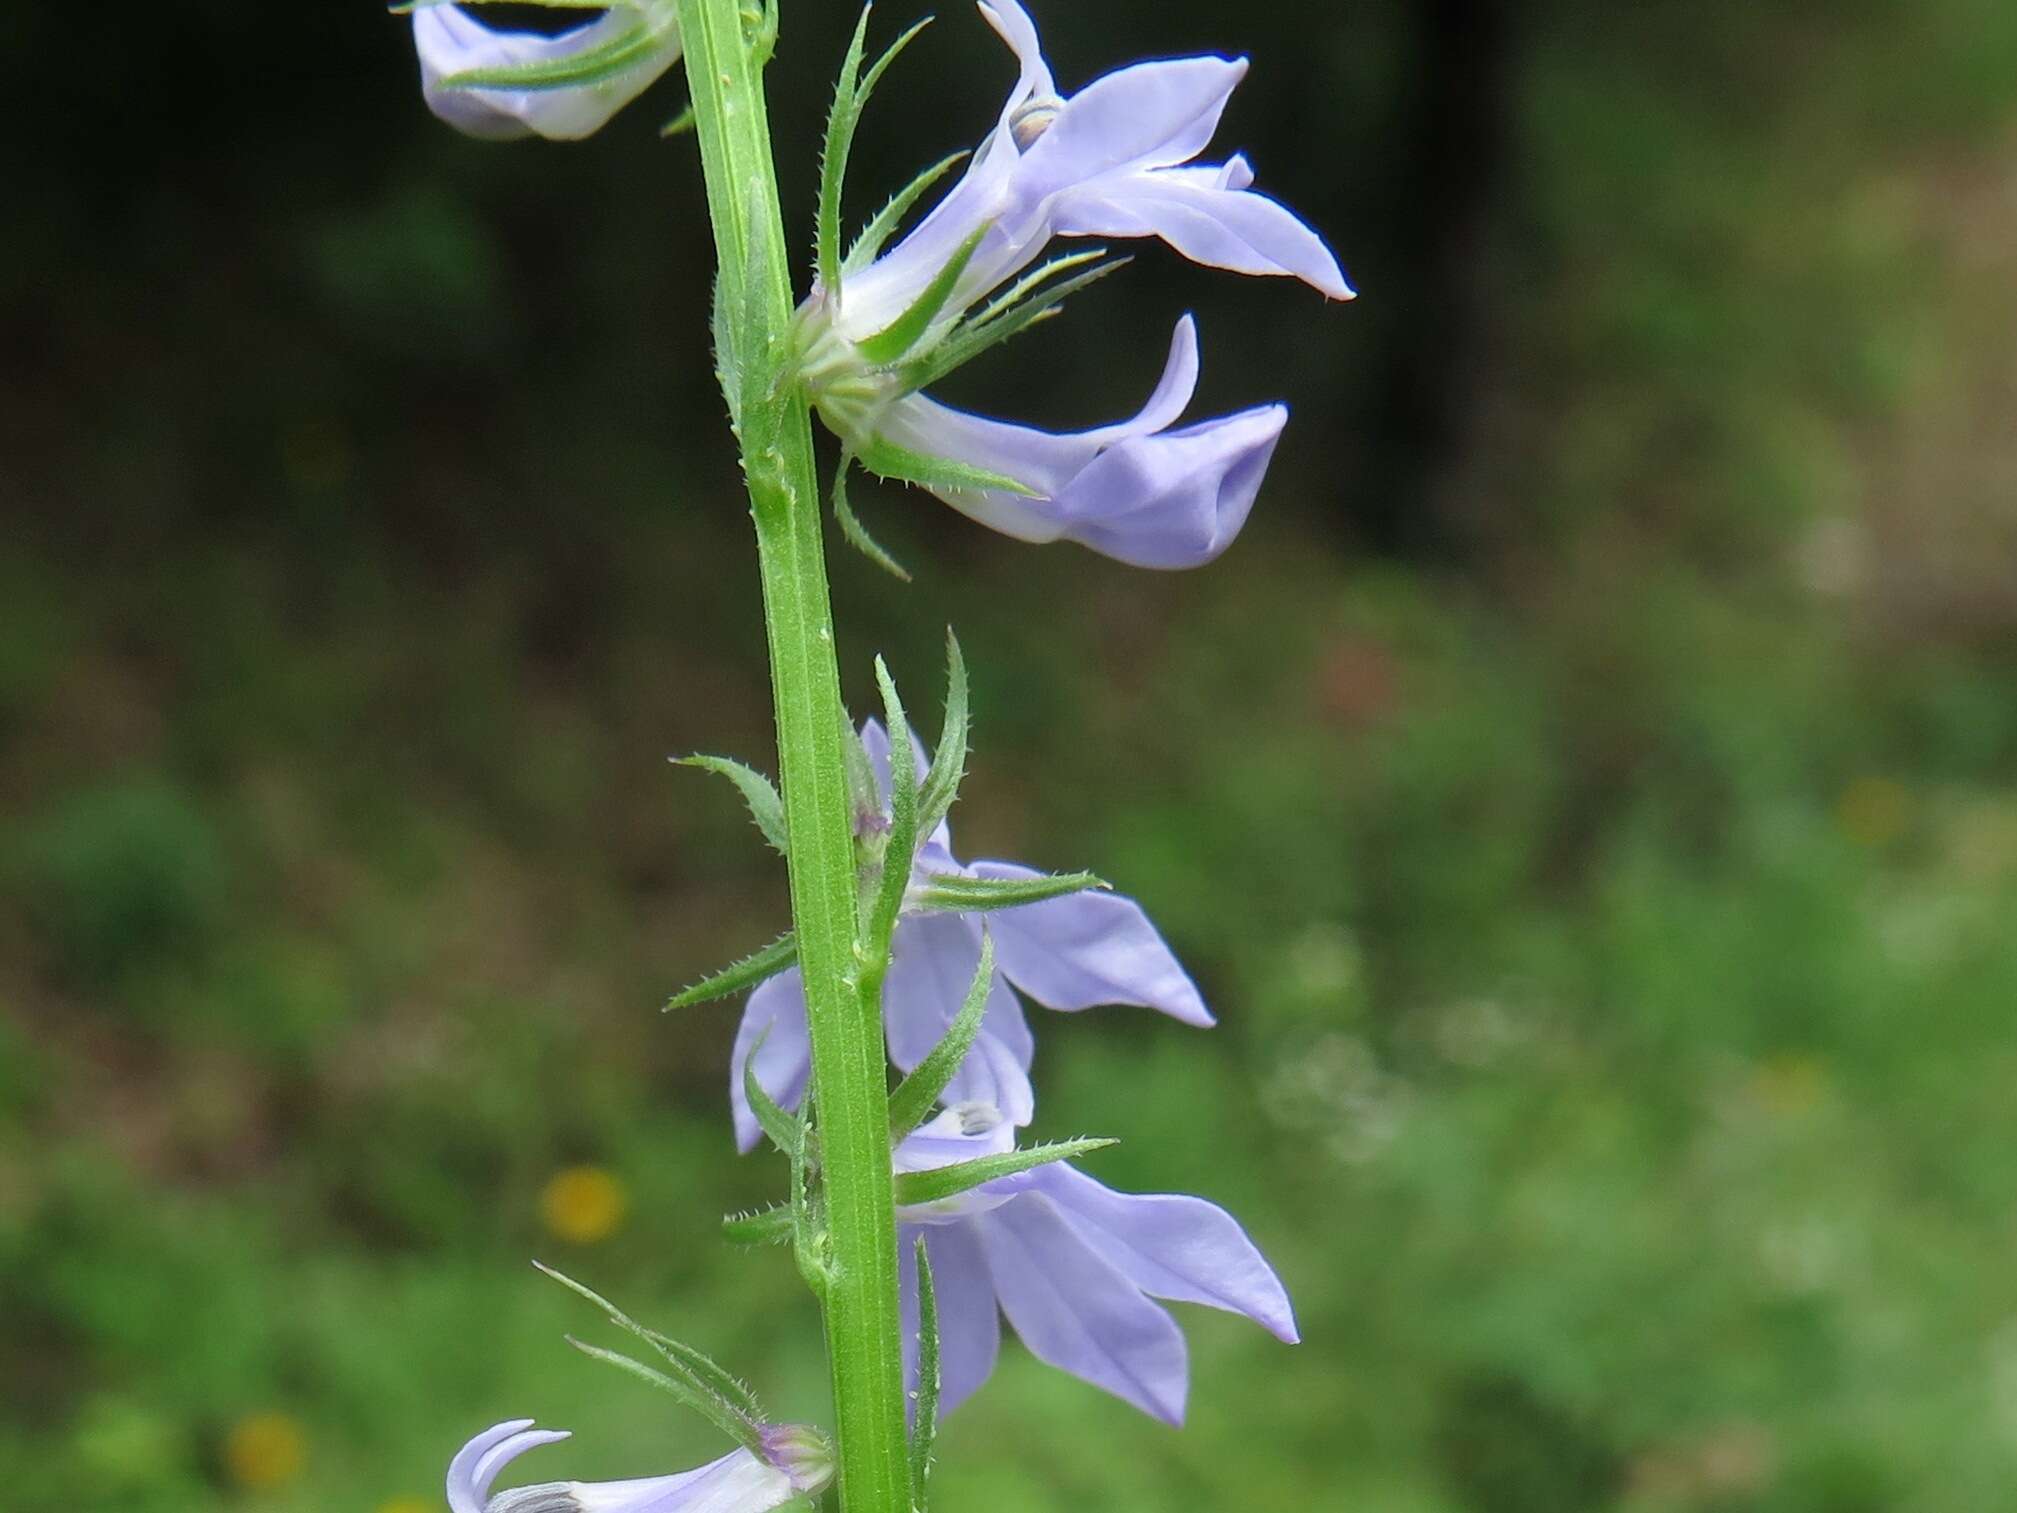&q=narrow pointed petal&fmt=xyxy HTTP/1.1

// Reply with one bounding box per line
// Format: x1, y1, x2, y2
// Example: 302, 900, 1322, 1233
728, 969, 813, 1153
901, 1220, 1005, 1419
972, 861, 1214, 1024
412, 4, 680, 142
447, 1421, 571, 1513
1053, 177, 1353, 299
976, 1197, 1190, 1424
1019, 57, 1248, 192
1029, 1165, 1298, 1341
976, 0, 1056, 106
